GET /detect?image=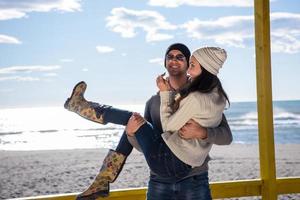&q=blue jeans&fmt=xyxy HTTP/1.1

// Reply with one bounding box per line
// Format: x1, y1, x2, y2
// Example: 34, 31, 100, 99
135, 122, 191, 178
99, 106, 191, 178
147, 172, 212, 200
